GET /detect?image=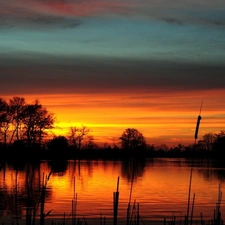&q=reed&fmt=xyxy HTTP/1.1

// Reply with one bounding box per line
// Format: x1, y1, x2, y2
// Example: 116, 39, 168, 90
72, 176, 78, 225
2, 184, 224, 225
40, 171, 52, 225
1, 161, 223, 225
113, 176, 120, 225
127, 161, 135, 225
214, 183, 222, 225
100, 213, 106, 225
